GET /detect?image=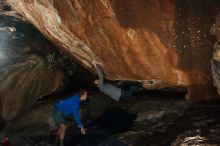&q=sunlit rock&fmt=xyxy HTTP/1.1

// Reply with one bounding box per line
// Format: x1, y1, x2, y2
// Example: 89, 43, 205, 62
6, 0, 220, 101
171, 129, 220, 146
